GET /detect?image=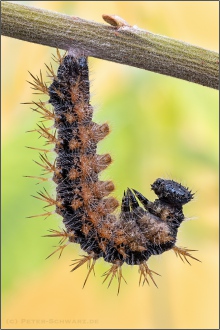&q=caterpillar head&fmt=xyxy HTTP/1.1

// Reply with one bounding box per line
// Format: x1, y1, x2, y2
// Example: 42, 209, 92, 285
151, 178, 194, 207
